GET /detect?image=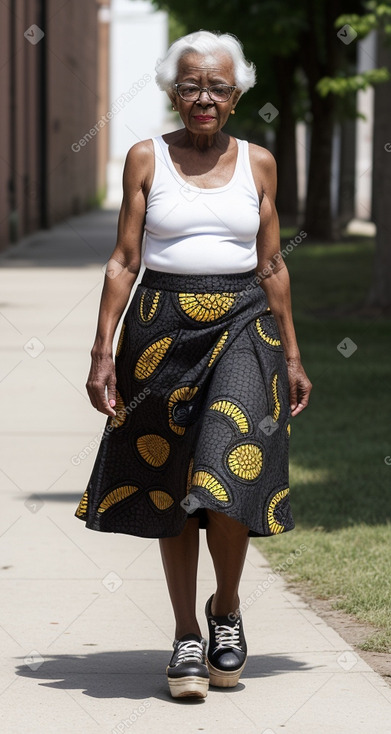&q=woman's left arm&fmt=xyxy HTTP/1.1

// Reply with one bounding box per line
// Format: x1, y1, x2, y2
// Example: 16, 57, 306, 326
253, 146, 312, 417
